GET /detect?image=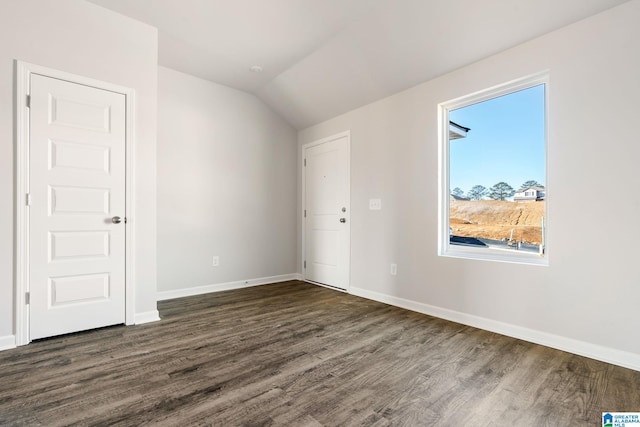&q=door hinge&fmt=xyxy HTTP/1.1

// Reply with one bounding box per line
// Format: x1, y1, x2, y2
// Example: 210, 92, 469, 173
304, 260, 306, 269
304, 158, 306, 167
26, 94, 31, 108
25, 292, 30, 305
304, 209, 306, 218
25, 193, 31, 206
